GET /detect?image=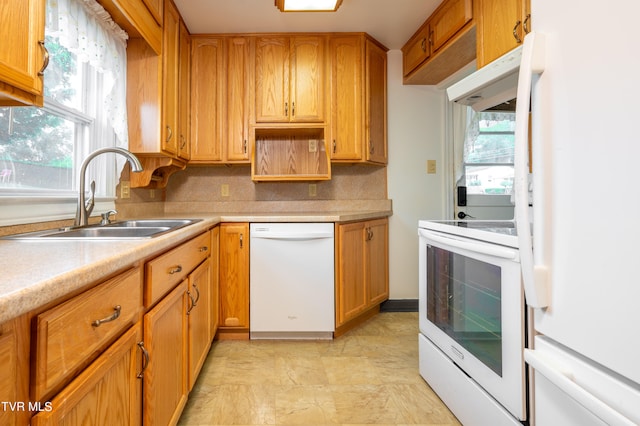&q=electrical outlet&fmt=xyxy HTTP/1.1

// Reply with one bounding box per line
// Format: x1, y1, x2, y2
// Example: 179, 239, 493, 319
149, 189, 155, 199
221, 184, 229, 197
308, 183, 317, 197
309, 139, 318, 153
427, 160, 437, 174
120, 181, 130, 199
